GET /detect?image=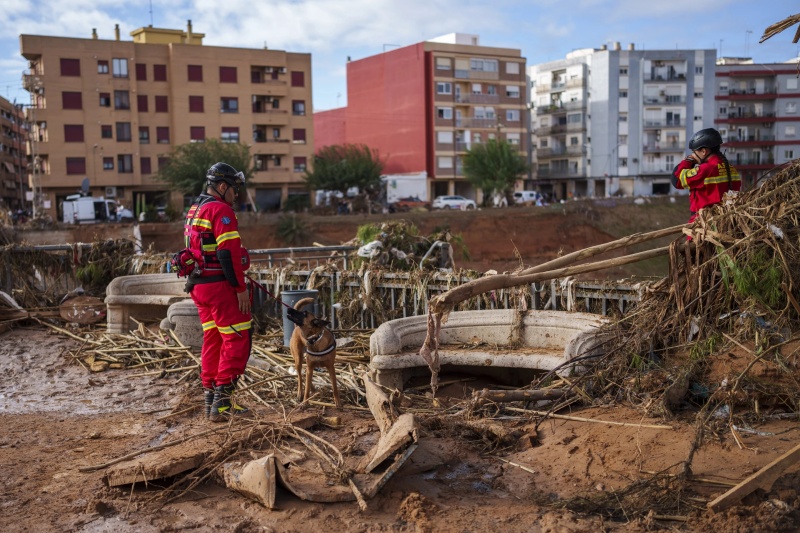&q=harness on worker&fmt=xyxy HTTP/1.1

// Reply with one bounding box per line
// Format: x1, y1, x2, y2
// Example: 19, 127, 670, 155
171, 195, 220, 279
